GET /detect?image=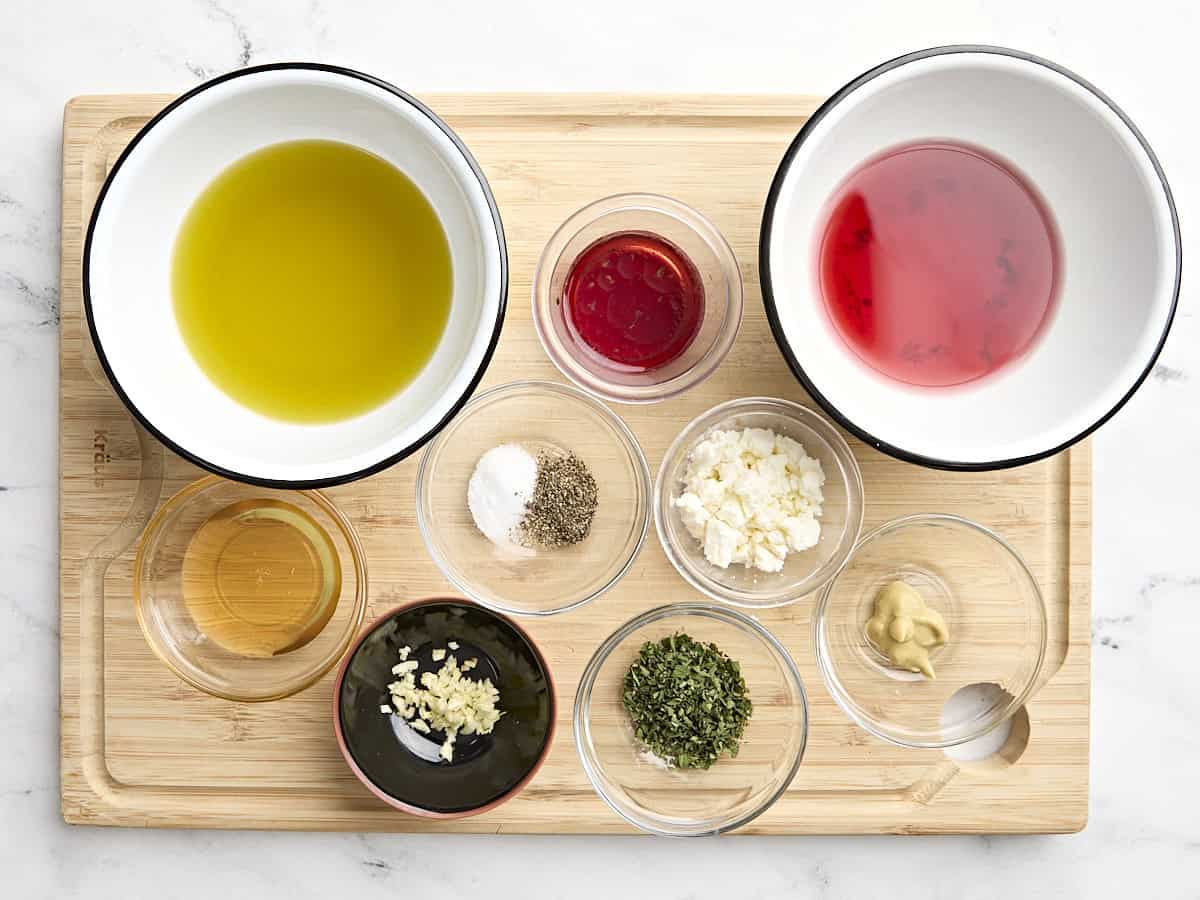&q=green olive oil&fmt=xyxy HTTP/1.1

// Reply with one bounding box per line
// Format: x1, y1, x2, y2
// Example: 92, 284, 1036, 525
172, 139, 452, 423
